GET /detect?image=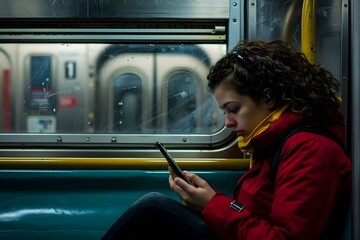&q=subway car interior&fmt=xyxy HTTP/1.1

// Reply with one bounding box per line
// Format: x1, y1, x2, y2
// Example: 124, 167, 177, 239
0, 0, 359, 239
